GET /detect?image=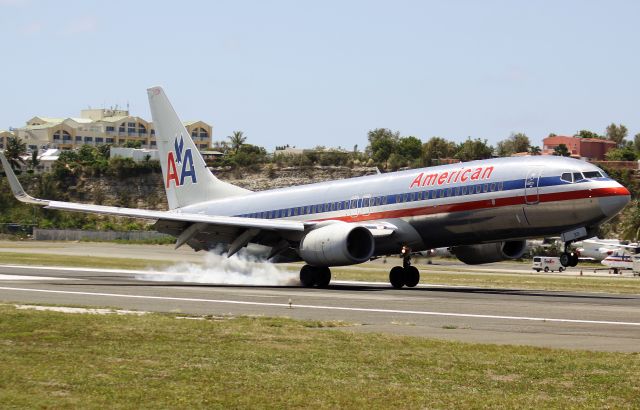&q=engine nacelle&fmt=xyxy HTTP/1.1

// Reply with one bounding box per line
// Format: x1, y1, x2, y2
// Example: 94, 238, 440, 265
451, 240, 527, 265
299, 223, 375, 266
